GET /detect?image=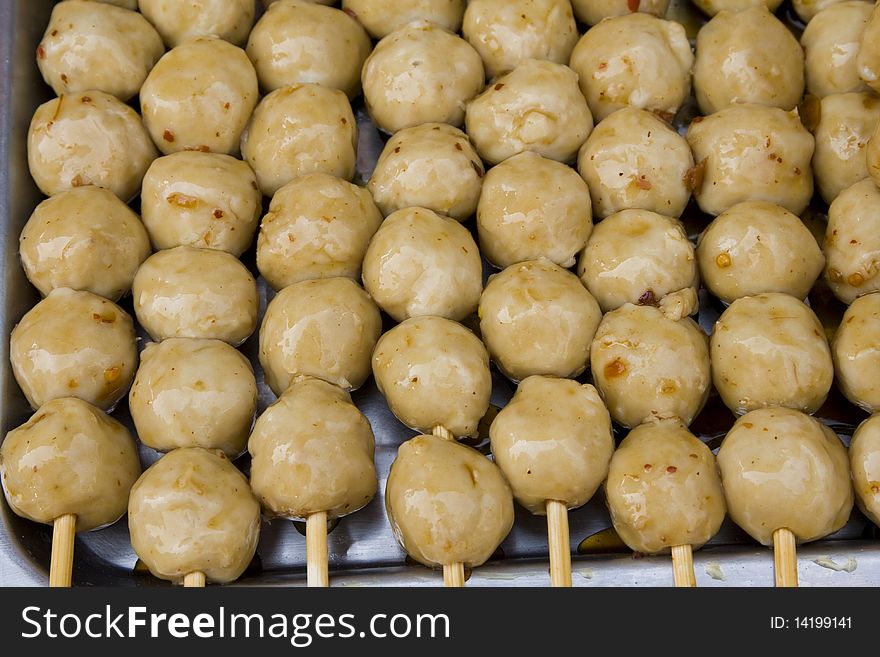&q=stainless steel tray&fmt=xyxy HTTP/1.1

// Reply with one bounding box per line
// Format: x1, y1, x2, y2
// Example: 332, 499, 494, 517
1, 0, 877, 587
